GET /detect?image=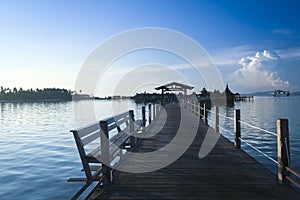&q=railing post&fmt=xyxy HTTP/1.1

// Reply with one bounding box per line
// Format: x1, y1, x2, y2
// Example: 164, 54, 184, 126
197, 102, 201, 117
186, 100, 189, 111
203, 103, 208, 125
157, 104, 160, 114
199, 102, 203, 119
234, 109, 241, 149
153, 103, 156, 119
129, 110, 135, 146
277, 118, 290, 185
148, 104, 152, 124
193, 101, 195, 114
142, 106, 146, 127
100, 120, 111, 186
215, 106, 219, 134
